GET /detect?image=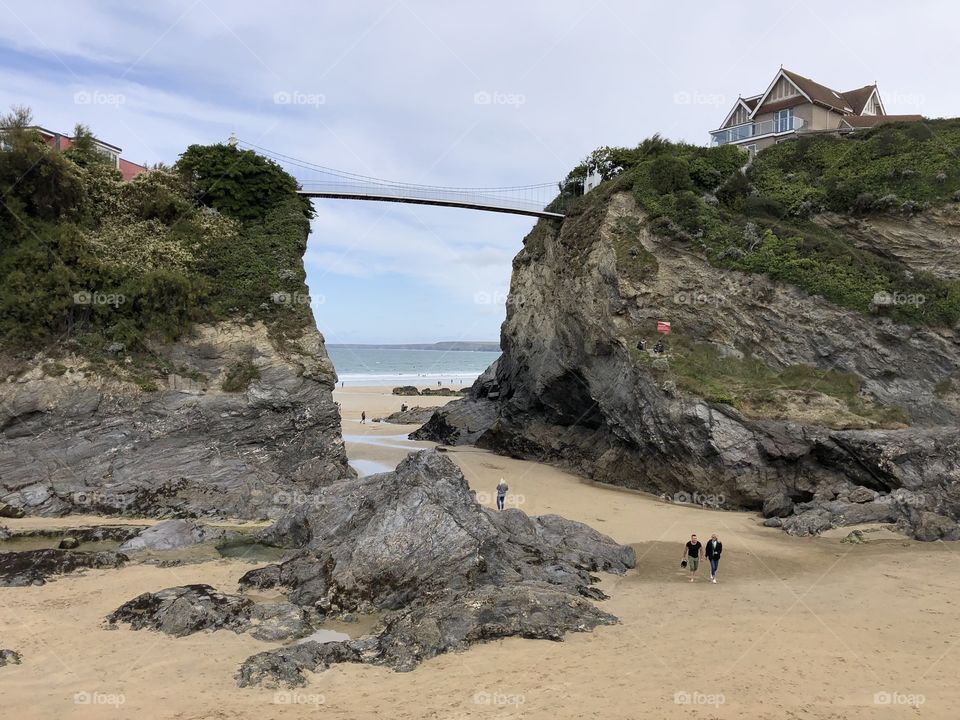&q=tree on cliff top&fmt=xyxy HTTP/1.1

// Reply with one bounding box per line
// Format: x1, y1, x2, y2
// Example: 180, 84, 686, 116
175, 143, 314, 223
